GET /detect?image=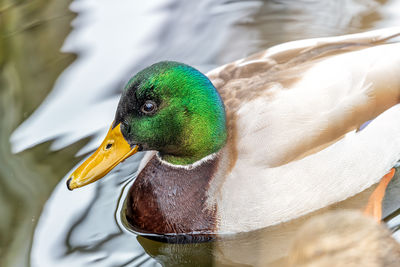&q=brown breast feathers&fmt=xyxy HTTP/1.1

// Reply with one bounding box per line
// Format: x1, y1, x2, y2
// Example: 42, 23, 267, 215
125, 154, 219, 239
